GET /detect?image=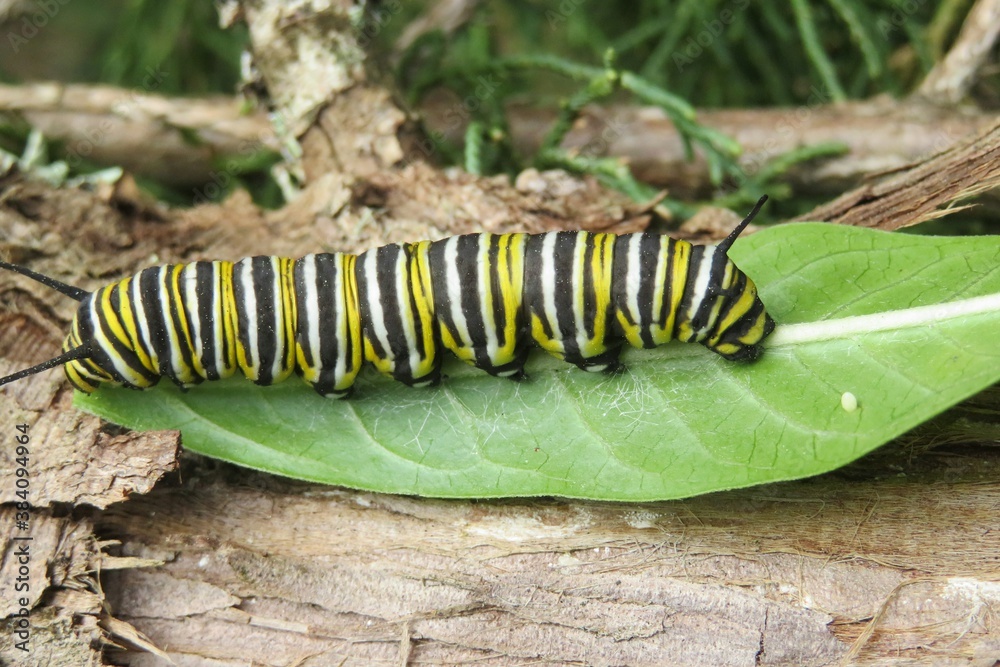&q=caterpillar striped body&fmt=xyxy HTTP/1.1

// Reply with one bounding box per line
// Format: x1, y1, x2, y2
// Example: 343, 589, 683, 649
0, 197, 774, 396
